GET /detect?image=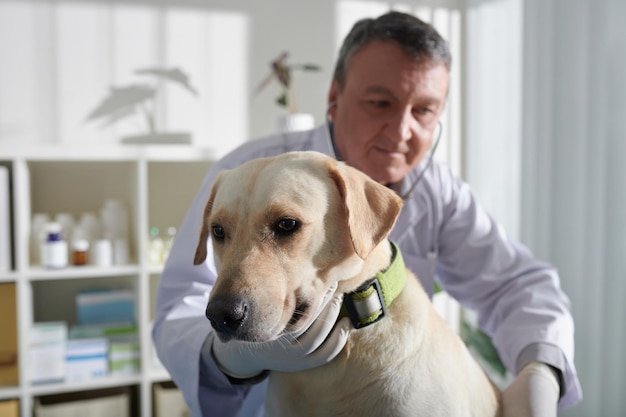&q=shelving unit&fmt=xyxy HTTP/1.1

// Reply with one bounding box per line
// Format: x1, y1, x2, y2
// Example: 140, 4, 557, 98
0, 144, 213, 417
